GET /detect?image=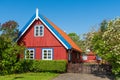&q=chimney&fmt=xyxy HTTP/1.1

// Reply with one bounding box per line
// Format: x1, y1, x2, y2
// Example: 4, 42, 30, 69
36, 8, 39, 19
